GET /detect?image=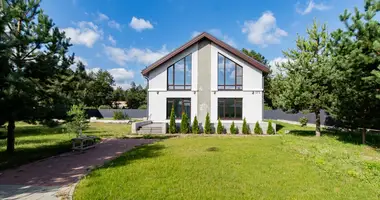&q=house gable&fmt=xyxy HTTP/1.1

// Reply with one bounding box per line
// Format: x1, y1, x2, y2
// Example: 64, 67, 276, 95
141, 32, 269, 77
